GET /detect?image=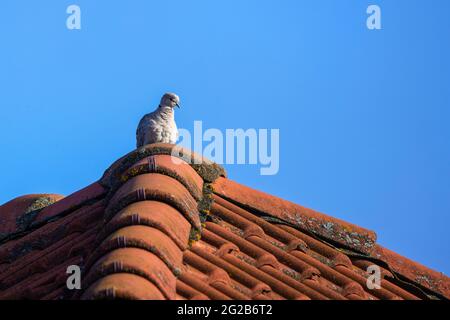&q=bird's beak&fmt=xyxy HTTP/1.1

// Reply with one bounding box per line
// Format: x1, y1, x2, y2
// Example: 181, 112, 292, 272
175, 103, 180, 108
